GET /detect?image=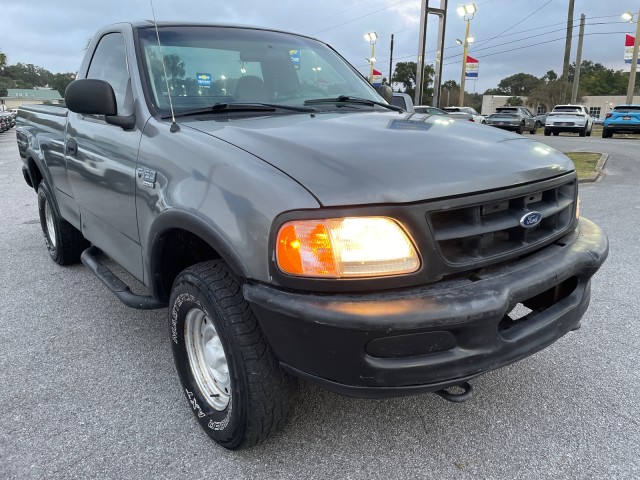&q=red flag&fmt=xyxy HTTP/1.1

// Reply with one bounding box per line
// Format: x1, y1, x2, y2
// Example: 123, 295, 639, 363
626, 34, 635, 47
